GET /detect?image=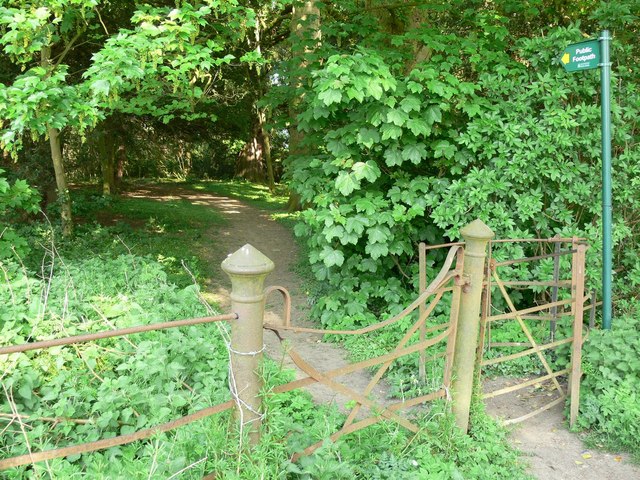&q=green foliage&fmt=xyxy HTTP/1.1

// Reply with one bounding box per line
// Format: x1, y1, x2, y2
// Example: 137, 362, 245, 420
0, 1, 263, 154
284, 12, 508, 328
84, 2, 256, 123
578, 306, 640, 460
280, 2, 640, 343
286, 401, 530, 480
0, 247, 222, 477
0, 1, 104, 153
0, 169, 39, 258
